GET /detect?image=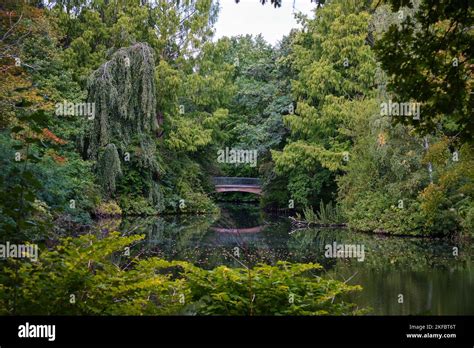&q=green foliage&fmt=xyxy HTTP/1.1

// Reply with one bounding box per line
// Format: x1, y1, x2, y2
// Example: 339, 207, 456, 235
0, 232, 187, 315
302, 200, 345, 225
265, 0, 473, 236
0, 3, 100, 237
337, 111, 430, 235
182, 261, 363, 315
338, 121, 473, 235
0, 232, 363, 316
461, 203, 474, 238
37, 155, 99, 228
343, 191, 426, 235
94, 201, 122, 218
97, 144, 122, 198
157, 38, 234, 154
154, 38, 234, 212
161, 156, 218, 214
84, 43, 166, 212
217, 35, 293, 179
272, 0, 377, 207
0, 131, 51, 241
48, 1, 228, 217
260, 162, 290, 209
85, 43, 158, 160
418, 141, 474, 235
51, 0, 220, 87
374, 0, 473, 143
119, 195, 158, 216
